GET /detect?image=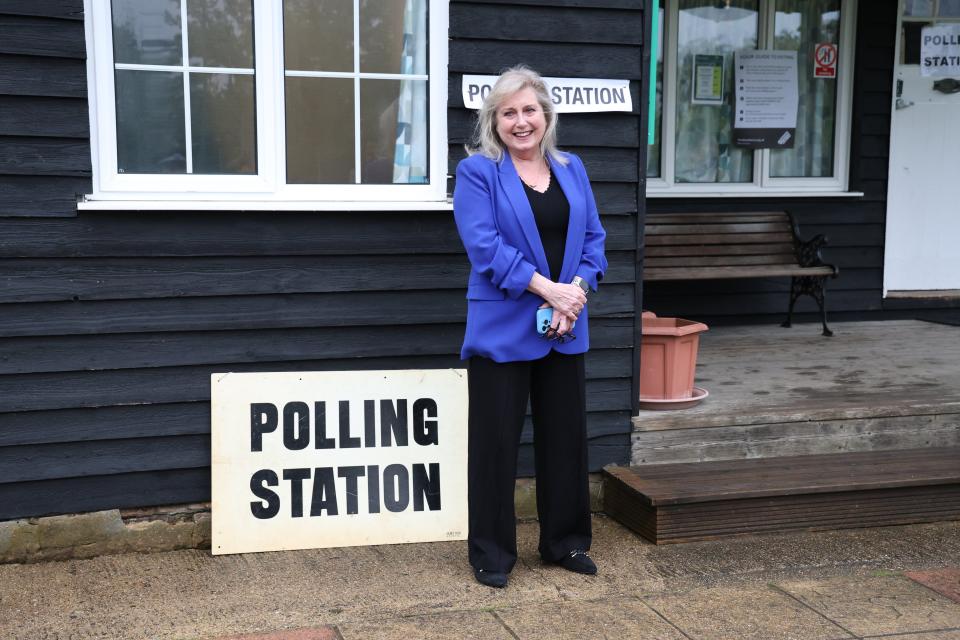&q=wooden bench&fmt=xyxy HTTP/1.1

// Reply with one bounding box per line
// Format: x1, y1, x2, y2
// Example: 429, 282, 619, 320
603, 448, 960, 544
643, 211, 839, 335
